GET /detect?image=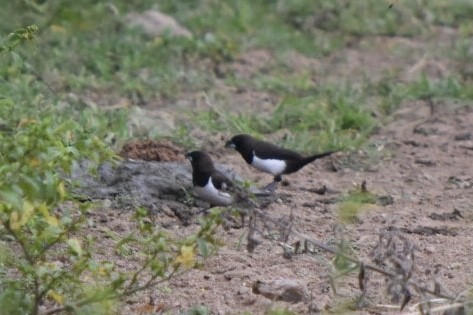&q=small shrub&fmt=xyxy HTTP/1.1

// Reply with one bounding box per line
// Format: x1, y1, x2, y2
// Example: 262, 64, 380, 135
0, 26, 221, 315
